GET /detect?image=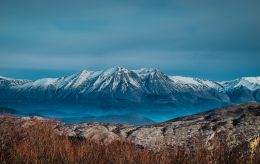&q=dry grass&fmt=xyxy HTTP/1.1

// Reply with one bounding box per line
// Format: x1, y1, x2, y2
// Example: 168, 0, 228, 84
0, 115, 259, 164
